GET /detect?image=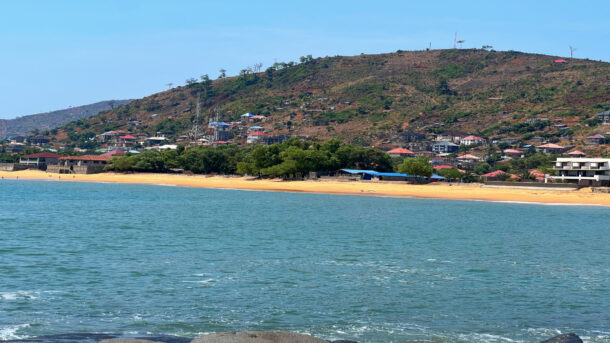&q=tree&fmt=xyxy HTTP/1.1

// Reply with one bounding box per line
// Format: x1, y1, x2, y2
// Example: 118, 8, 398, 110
185, 78, 198, 86
474, 162, 491, 175
218, 69, 226, 79
438, 168, 463, 181
398, 157, 433, 178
